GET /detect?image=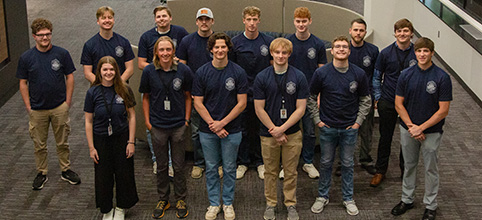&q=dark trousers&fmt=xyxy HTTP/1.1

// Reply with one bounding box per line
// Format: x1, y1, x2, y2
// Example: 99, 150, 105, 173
375, 99, 404, 175
237, 101, 263, 167
191, 109, 205, 167
94, 131, 138, 213
151, 126, 187, 201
